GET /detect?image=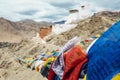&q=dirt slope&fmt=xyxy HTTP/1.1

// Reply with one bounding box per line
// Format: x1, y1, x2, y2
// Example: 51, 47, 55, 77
0, 48, 47, 80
